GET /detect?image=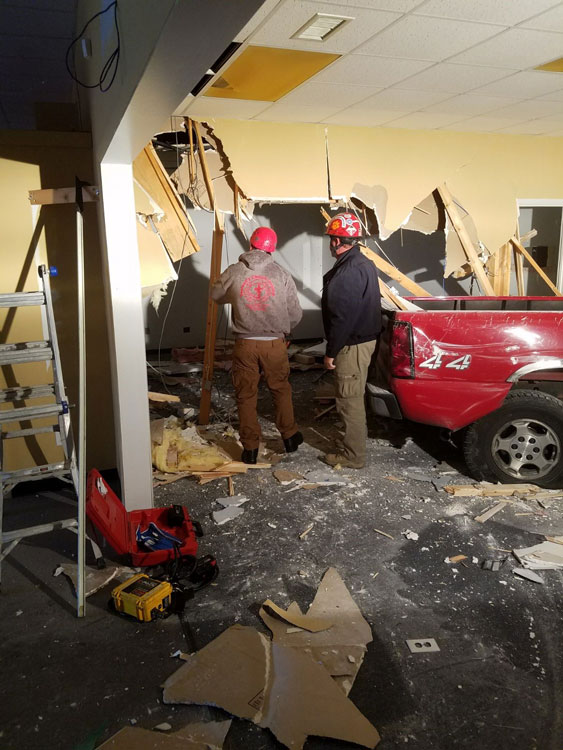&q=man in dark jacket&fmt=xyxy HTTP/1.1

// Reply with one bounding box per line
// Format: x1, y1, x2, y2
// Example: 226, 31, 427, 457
321, 213, 381, 468
211, 226, 303, 464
